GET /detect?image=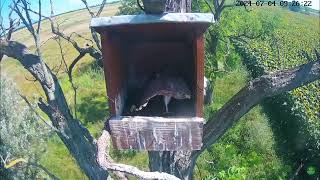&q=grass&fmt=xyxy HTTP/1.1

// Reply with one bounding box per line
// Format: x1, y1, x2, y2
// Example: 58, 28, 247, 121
1, 2, 312, 179
1, 3, 121, 179
197, 64, 290, 179
41, 136, 87, 180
